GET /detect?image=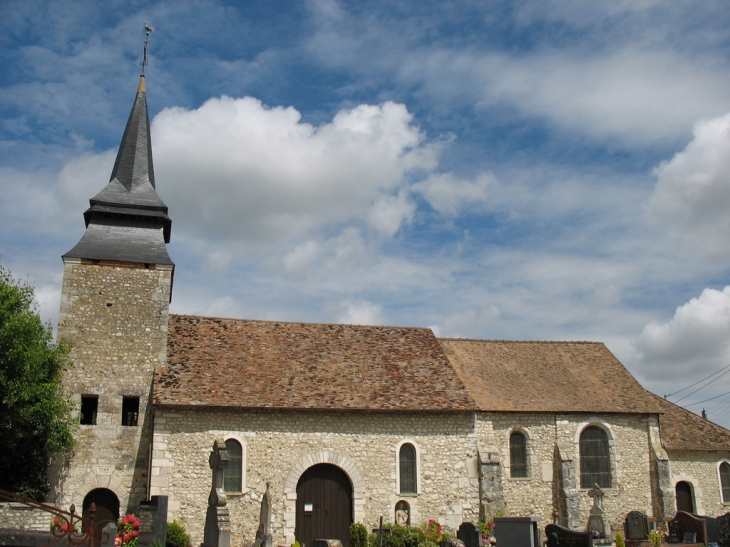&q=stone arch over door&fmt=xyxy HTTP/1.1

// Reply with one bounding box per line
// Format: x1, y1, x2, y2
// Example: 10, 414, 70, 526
284, 452, 365, 545
672, 473, 704, 515
82, 488, 120, 538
